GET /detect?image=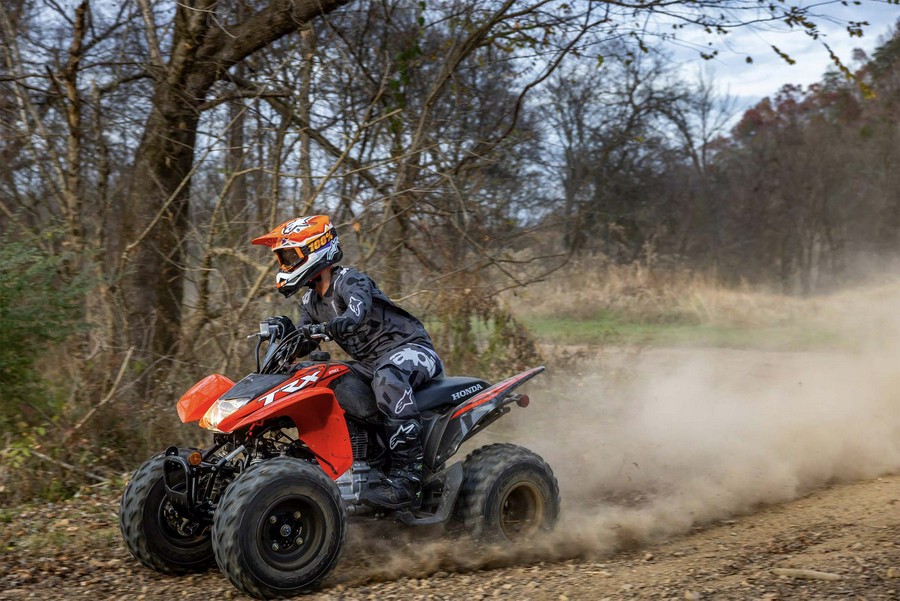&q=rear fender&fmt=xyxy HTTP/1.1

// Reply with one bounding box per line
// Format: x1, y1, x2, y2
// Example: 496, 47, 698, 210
425, 366, 545, 468
220, 388, 353, 479
176, 374, 235, 423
